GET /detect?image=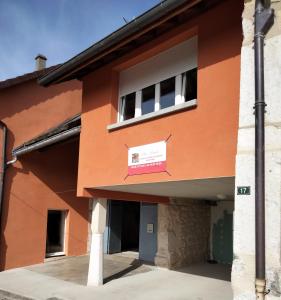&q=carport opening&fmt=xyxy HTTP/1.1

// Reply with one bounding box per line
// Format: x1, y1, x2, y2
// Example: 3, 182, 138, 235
178, 199, 234, 282
46, 210, 66, 257
158, 197, 234, 282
